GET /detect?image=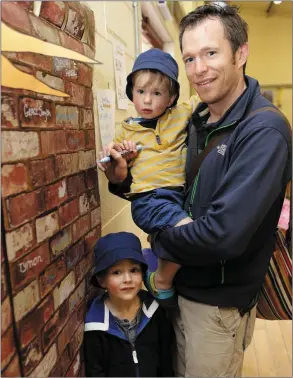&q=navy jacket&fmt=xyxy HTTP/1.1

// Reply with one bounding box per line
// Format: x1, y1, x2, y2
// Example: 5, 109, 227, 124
152, 76, 291, 308
83, 290, 174, 377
